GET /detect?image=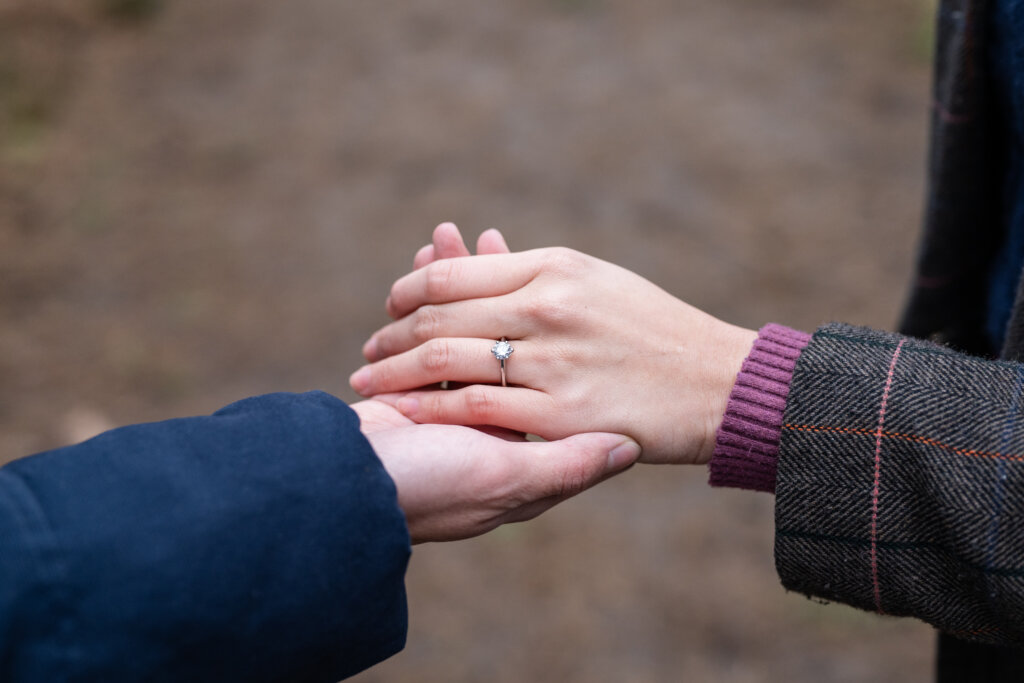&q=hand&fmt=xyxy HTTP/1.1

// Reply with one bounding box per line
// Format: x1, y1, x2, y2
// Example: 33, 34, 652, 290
407, 222, 513, 396
352, 223, 637, 544
351, 398, 640, 543
351, 246, 758, 465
